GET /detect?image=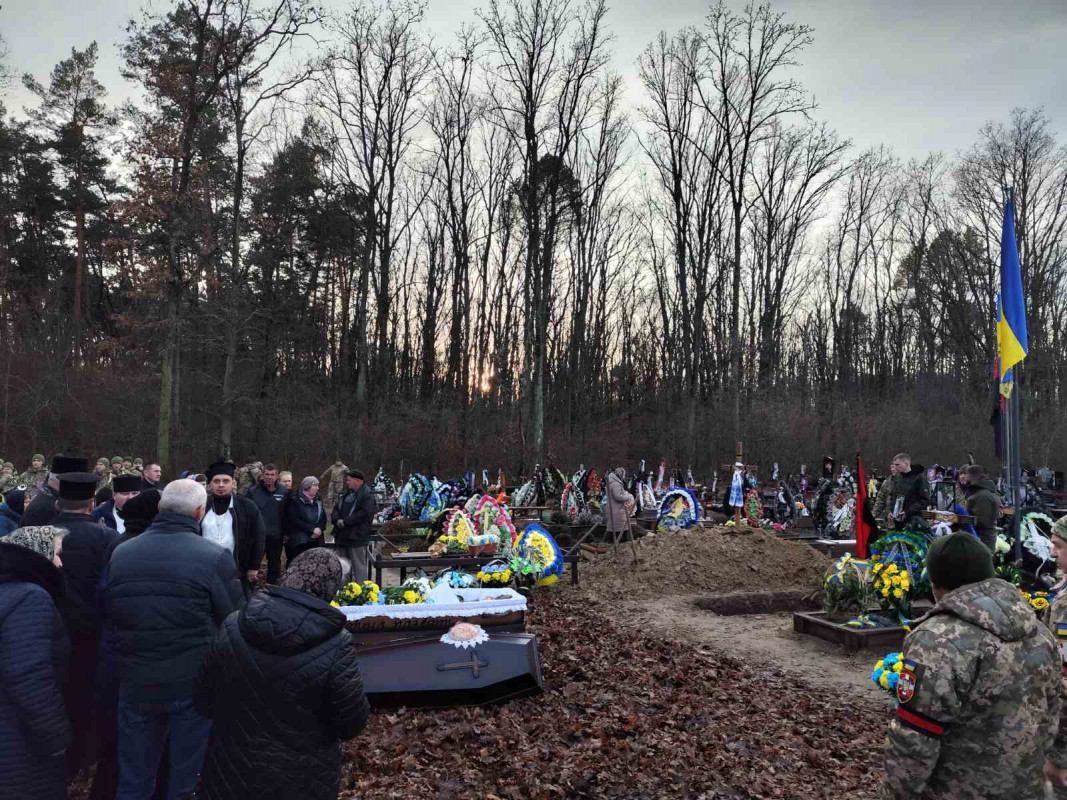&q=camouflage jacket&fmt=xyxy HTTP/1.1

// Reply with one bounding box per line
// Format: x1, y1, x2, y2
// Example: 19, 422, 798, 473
1045, 582, 1067, 770
319, 462, 347, 505
883, 577, 1060, 800
19, 467, 47, 492
235, 463, 262, 495
872, 474, 896, 521
0, 474, 21, 494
